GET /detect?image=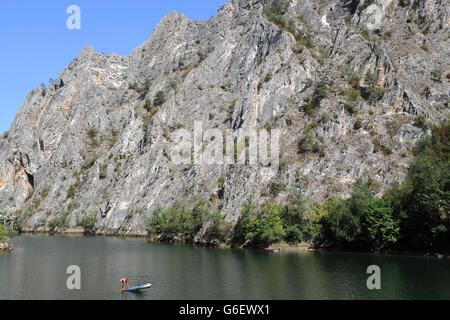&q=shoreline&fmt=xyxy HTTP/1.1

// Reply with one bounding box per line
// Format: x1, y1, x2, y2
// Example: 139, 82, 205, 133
14, 229, 449, 259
